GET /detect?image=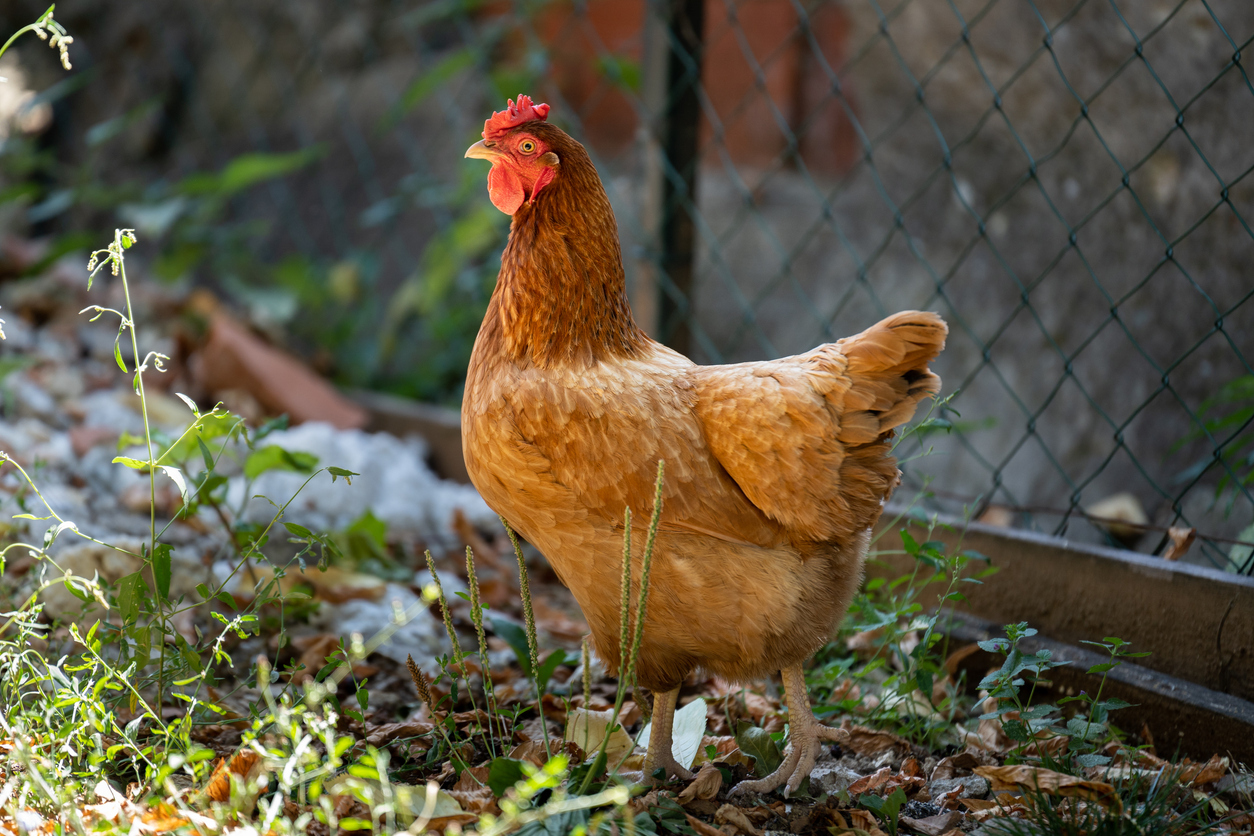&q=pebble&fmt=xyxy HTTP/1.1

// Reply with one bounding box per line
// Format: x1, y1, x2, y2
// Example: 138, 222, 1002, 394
809, 762, 865, 796
230, 422, 498, 550
929, 775, 990, 799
